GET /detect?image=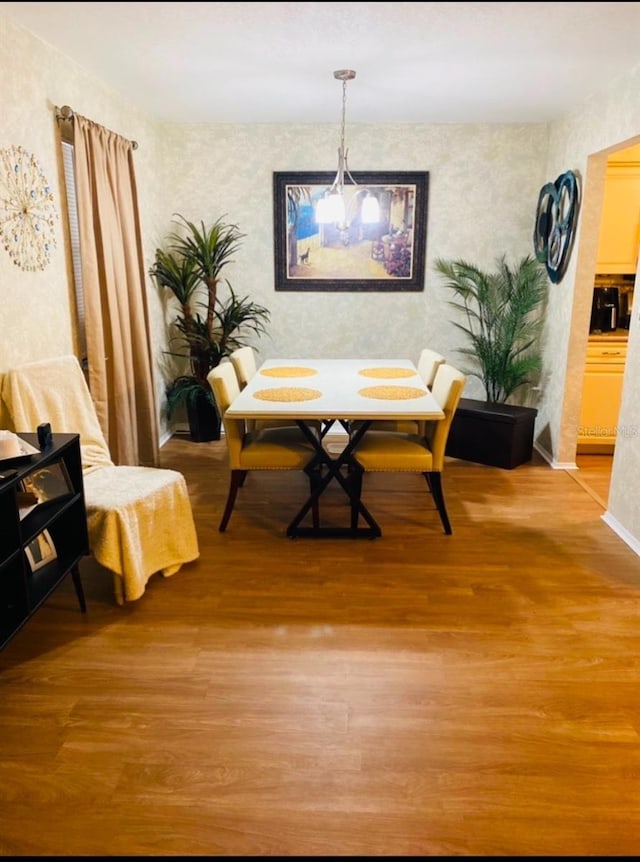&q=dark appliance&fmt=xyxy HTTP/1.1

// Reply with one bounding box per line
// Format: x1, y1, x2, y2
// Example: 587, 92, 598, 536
590, 286, 619, 333
619, 288, 633, 329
